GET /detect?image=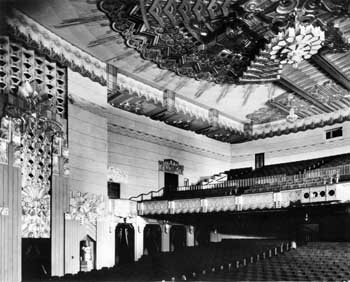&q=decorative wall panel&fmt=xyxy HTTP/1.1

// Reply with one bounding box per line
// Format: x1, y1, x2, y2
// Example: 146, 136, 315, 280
0, 36, 68, 238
